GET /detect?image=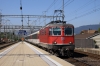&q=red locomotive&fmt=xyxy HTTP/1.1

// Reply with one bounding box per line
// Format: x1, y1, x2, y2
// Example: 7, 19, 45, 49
39, 20, 74, 56
26, 20, 75, 56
